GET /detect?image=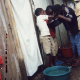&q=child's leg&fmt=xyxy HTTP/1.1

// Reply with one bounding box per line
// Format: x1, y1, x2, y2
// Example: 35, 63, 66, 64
72, 33, 80, 66
46, 54, 51, 68
70, 34, 76, 58
50, 37, 58, 64
52, 56, 58, 64
75, 33, 80, 60
40, 36, 52, 67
